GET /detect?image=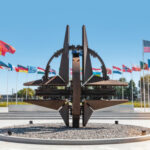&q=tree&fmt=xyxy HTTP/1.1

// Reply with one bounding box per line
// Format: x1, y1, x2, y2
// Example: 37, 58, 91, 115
127, 80, 138, 101
139, 74, 150, 102
17, 88, 35, 98
115, 78, 128, 99
115, 78, 138, 101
